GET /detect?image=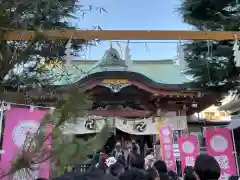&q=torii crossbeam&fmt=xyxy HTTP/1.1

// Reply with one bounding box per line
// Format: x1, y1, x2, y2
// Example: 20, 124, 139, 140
3, 30, 240, 40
